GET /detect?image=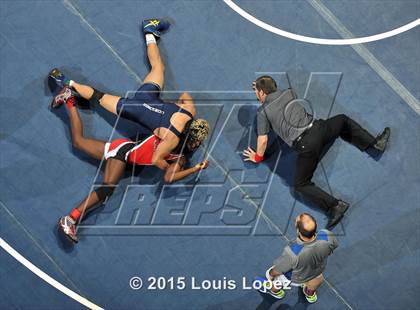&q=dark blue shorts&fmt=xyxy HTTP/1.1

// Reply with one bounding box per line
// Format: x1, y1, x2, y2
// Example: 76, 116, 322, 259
116, 82, 164, 130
